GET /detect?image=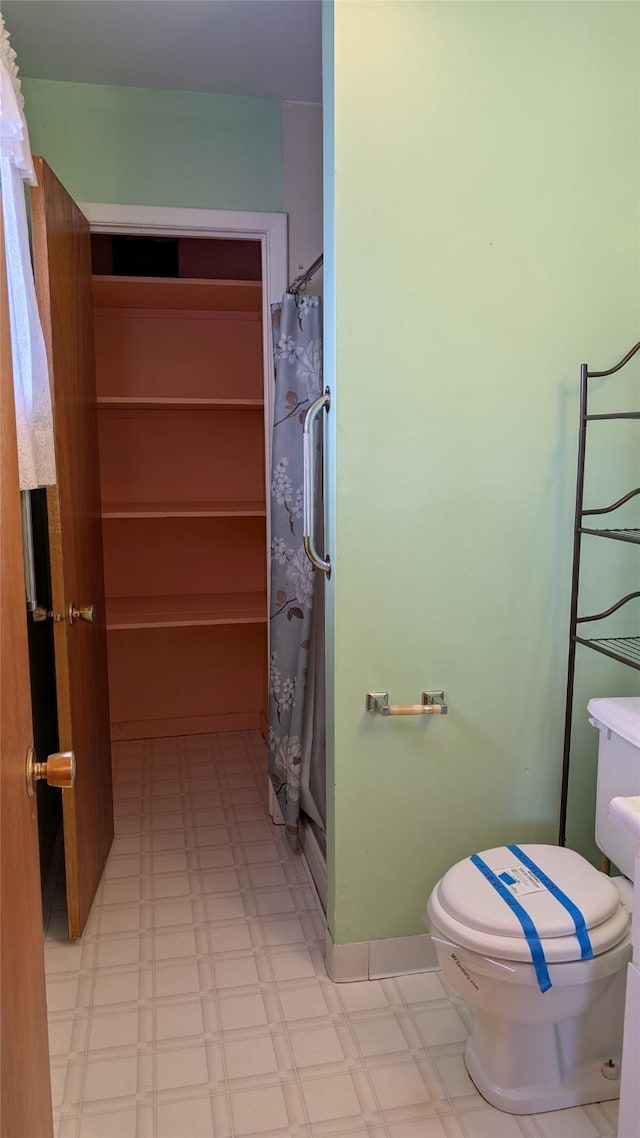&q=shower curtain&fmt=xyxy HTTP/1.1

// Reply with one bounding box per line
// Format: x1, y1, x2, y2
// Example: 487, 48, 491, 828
269, 293, 325, 848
